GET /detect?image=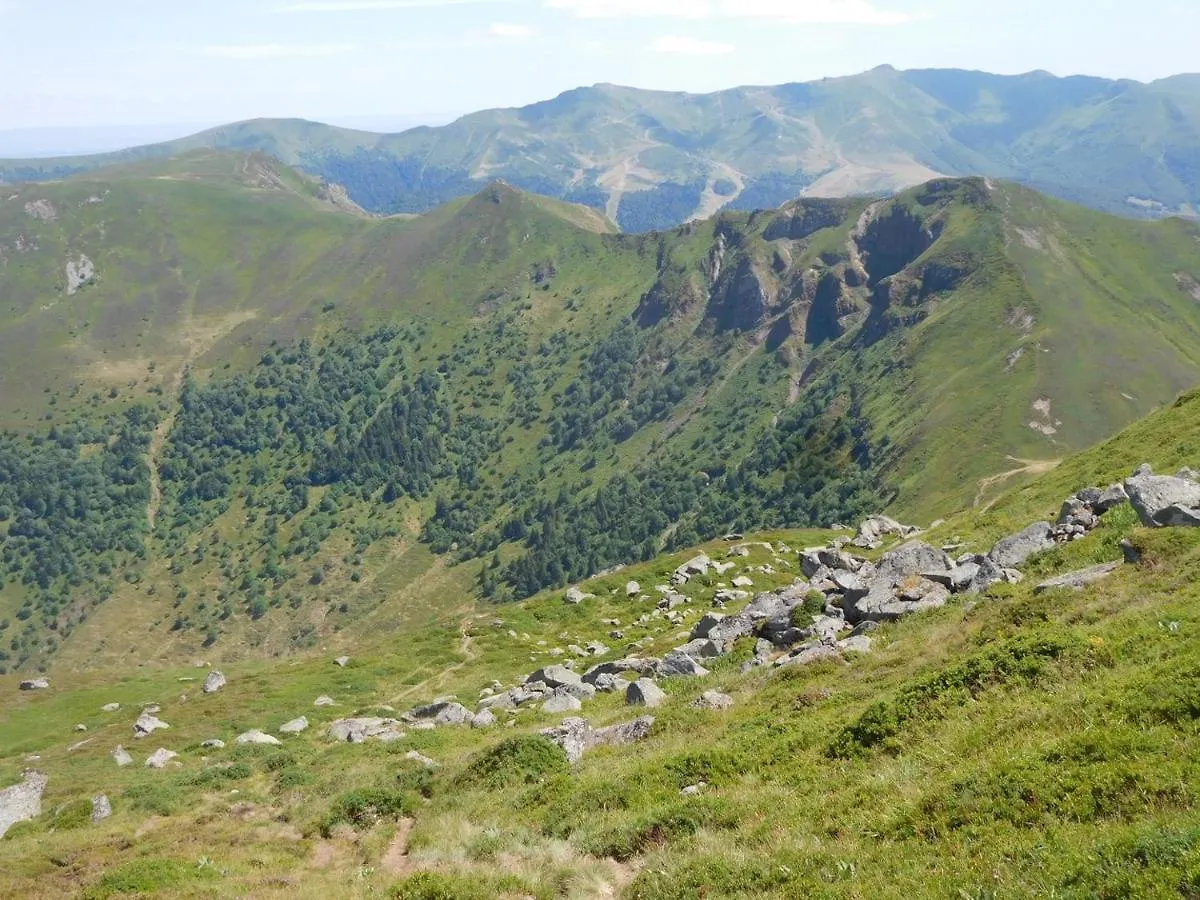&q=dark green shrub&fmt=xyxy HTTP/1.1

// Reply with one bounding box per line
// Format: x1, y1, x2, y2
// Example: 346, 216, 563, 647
455, 735, 569, 790
320, 787, 415, 836
388, 871, 530, 900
